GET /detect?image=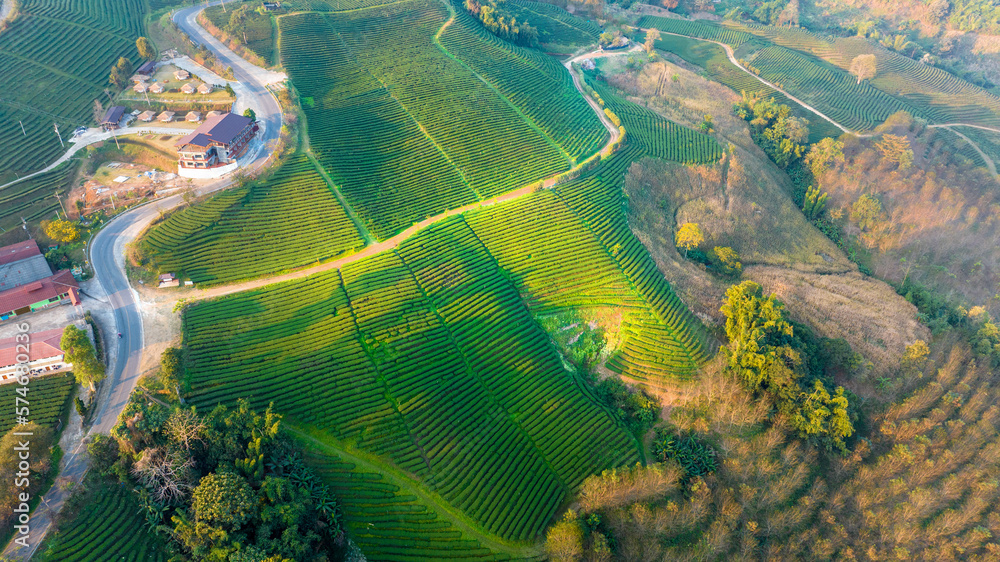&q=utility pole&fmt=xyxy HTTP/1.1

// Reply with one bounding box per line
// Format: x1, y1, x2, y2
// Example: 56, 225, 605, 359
54, 122, 64, 147
112, 128, 120, 150
18, 120, 25, 136
109, 191, 117, 211
21, 217, 30, 237
53, 192, 68, 217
